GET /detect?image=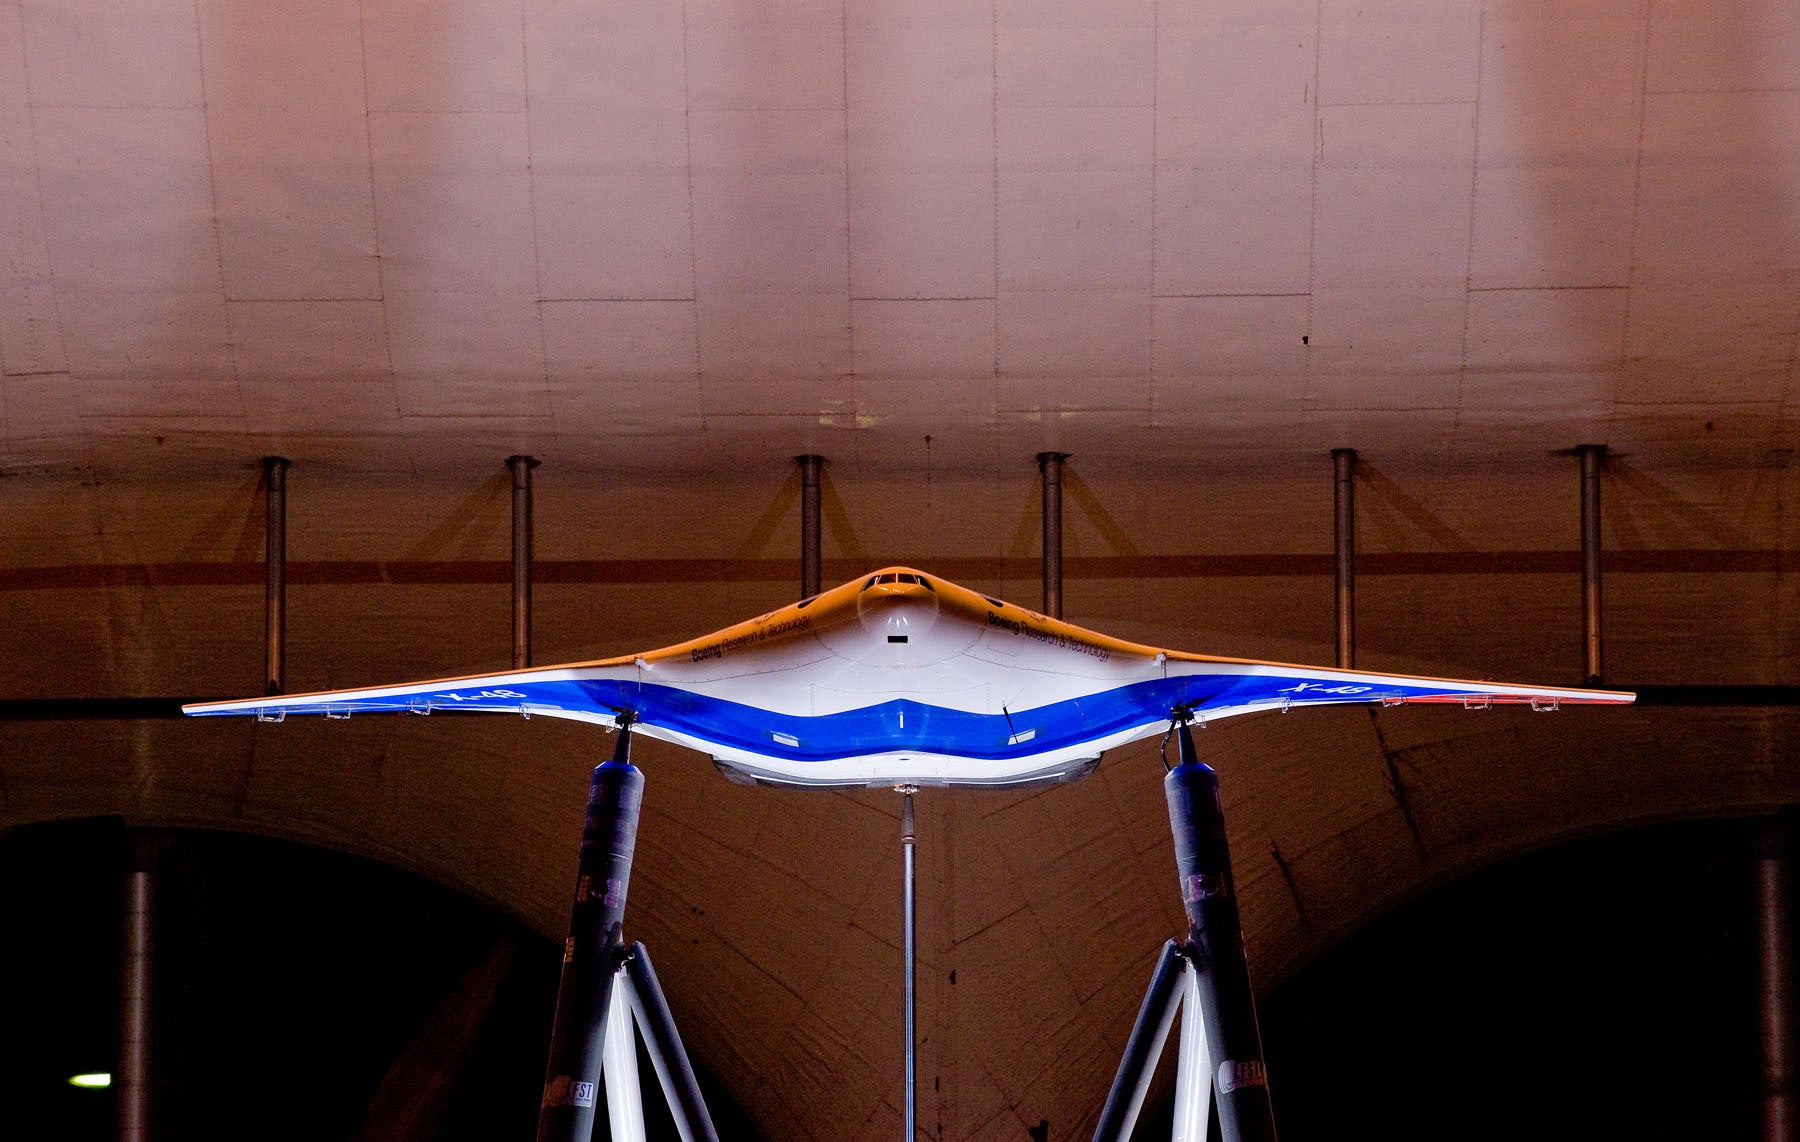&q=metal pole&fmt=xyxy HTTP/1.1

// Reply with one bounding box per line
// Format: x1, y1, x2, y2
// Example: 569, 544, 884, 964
622, 943, 721, 1142
1167, 724, 1278, 1142
508, 456, 538, 670
1093, 940, 1188, 1142
1761, 820, 1796, 1142
118, 834, 155, 1142
900, 787, 917, 1142
603, 969, 648, 1142
1170, 961, 1213, 1142
262, 457, 289, 696
1038, 452, 1067, 619
1332, 448, 1356, 670
797, 456, 823, 600
1579, 444, 1605, 686
537, 726, 644, 1142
